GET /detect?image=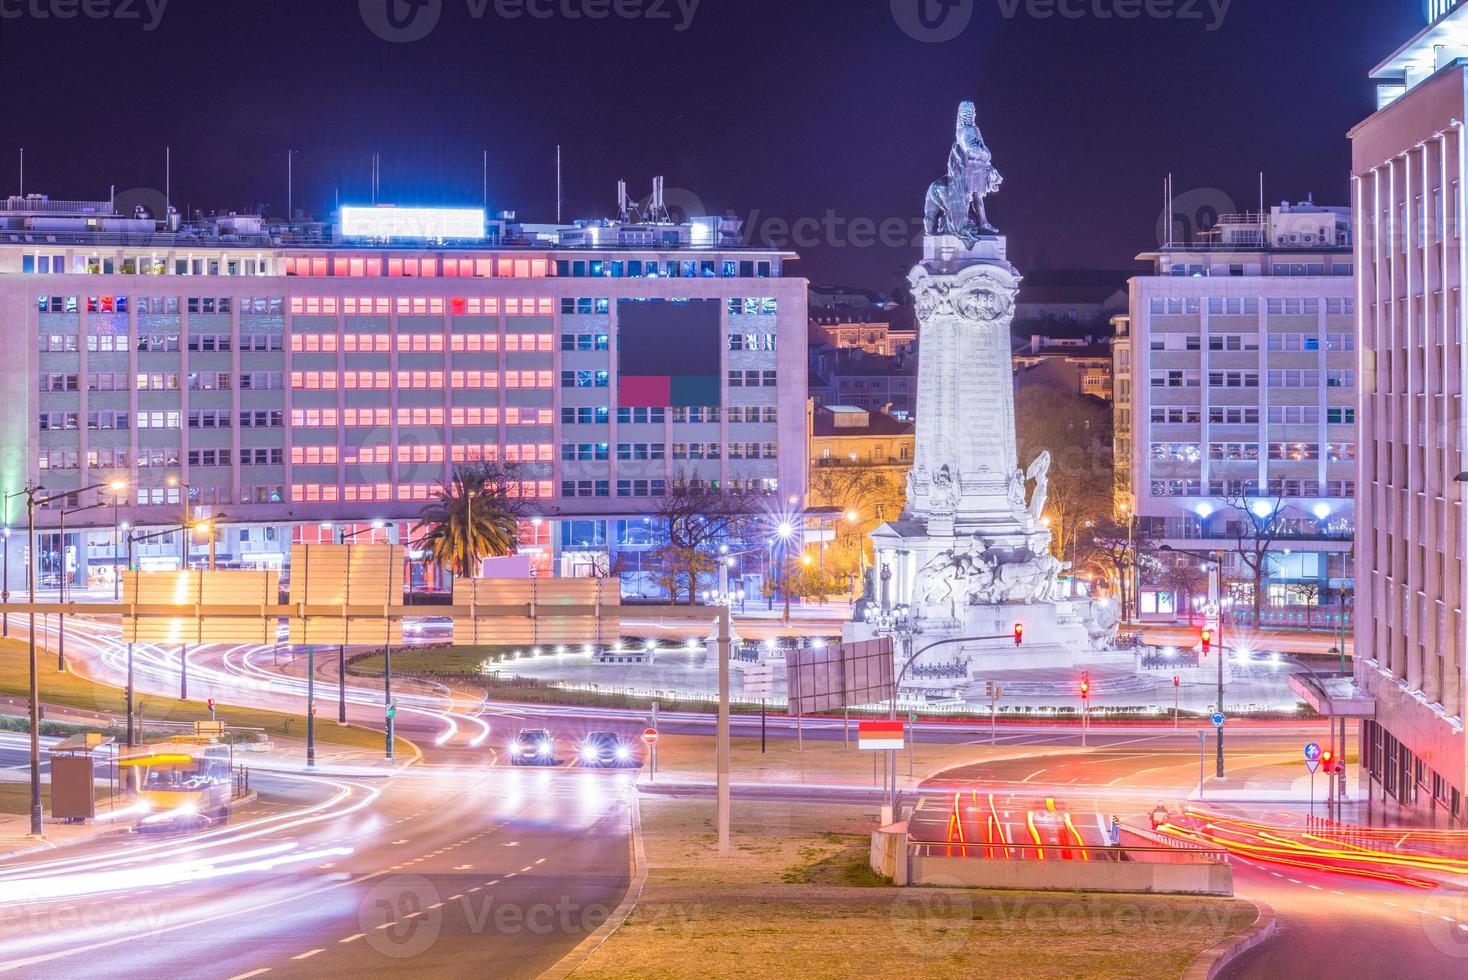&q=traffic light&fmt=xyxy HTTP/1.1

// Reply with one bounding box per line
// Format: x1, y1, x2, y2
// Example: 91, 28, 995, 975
1200, 628, 1213, 655
1320, 748, 1334, 772
1013, 623, 1024, 647
1080, 679, 1090, 700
